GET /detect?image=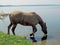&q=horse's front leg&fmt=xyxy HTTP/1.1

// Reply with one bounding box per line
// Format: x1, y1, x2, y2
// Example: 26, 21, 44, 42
30, 25, 37, 37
